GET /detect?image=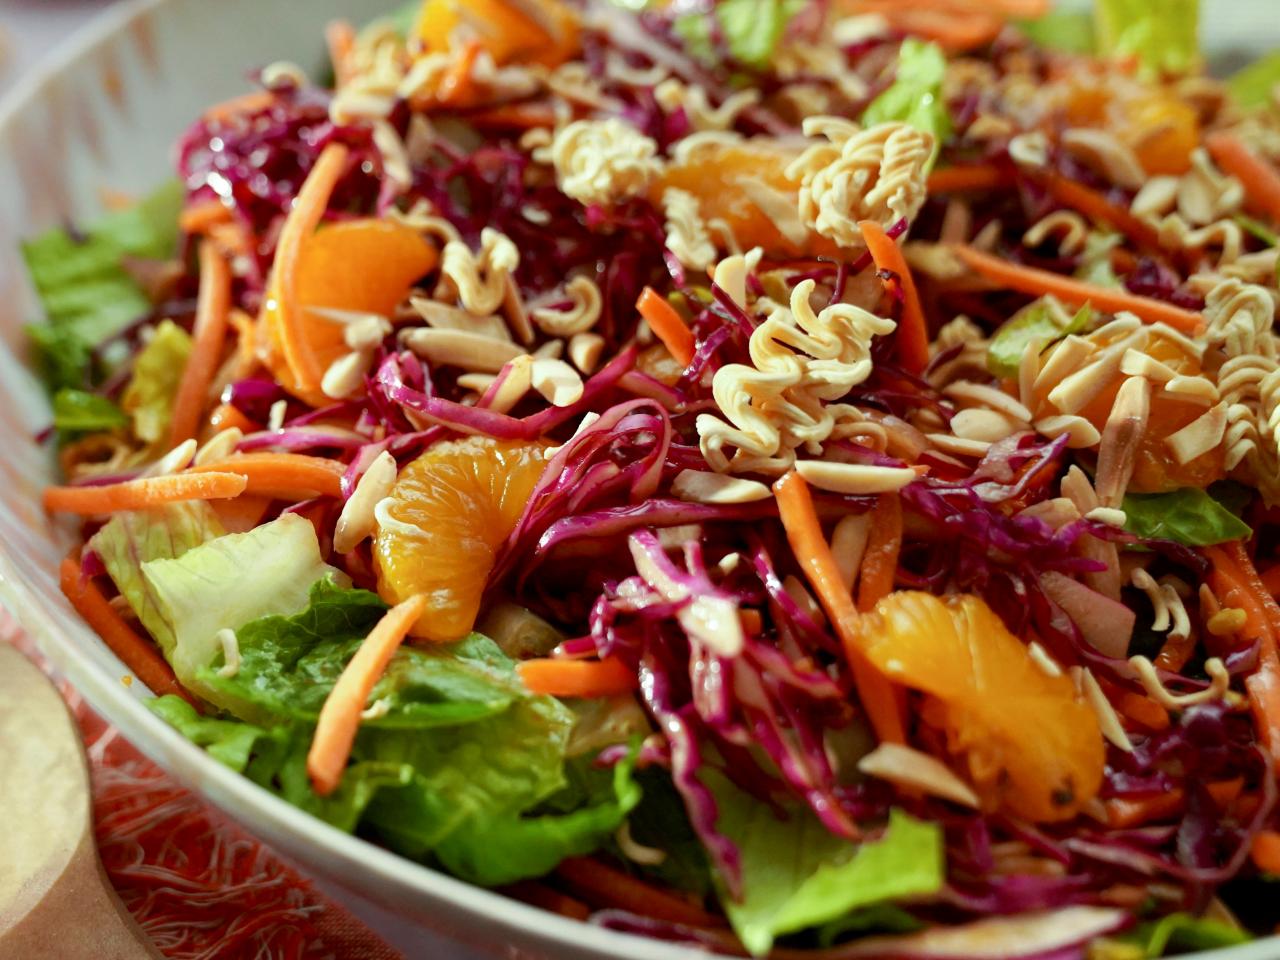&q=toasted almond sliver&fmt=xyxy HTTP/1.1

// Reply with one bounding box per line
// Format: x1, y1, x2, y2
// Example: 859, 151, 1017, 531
400, 328, 524, 372
794, 460, 917, 495
1085, 506, 1127, 527
1072, 666, 1134, 753
195, 427, 244, 467
534, 338, 565, 360
944, 381, 1033, 423
569, 332, 605, 374
530, 357, 584, 407
503, 274, 536, 346
321, 349, 373, 400
950, 408, 1021, 444
830, 513, 871, 593
486, 354, 534, 414
1164, 374, 1219, 405
1165, 401, 1228, 465
927, 433, 991, 458
1119, 349, 1178, 382
672, 469, 772, 505
457, 372, 497, 394
410, 296, 512, 341
857, 743, 981, 809
1035, 414, 1102, 449
333, 450, 398, 554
